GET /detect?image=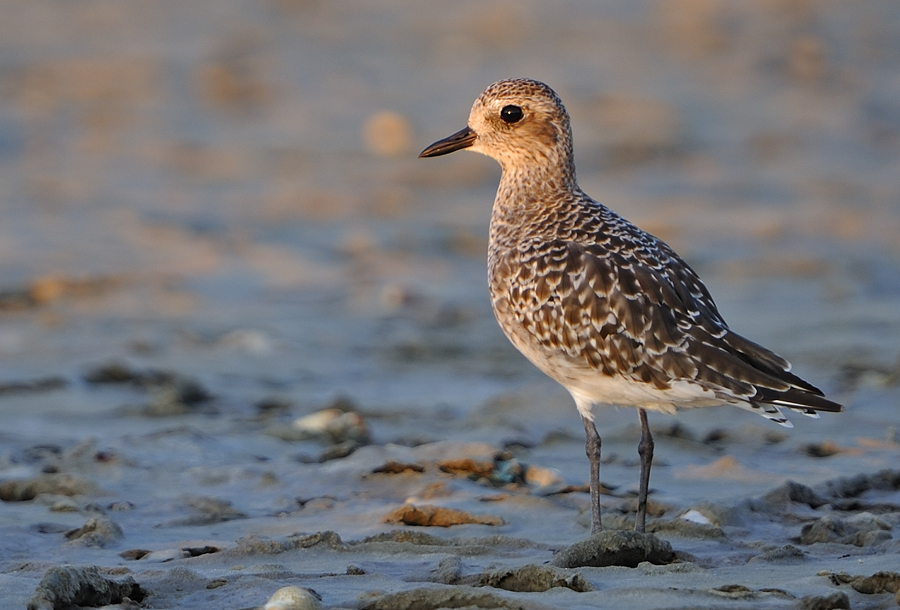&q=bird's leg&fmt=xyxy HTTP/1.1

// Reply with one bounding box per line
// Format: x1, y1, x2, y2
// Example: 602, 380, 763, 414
581, 415, 603, 534
635, 408, 654, 533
